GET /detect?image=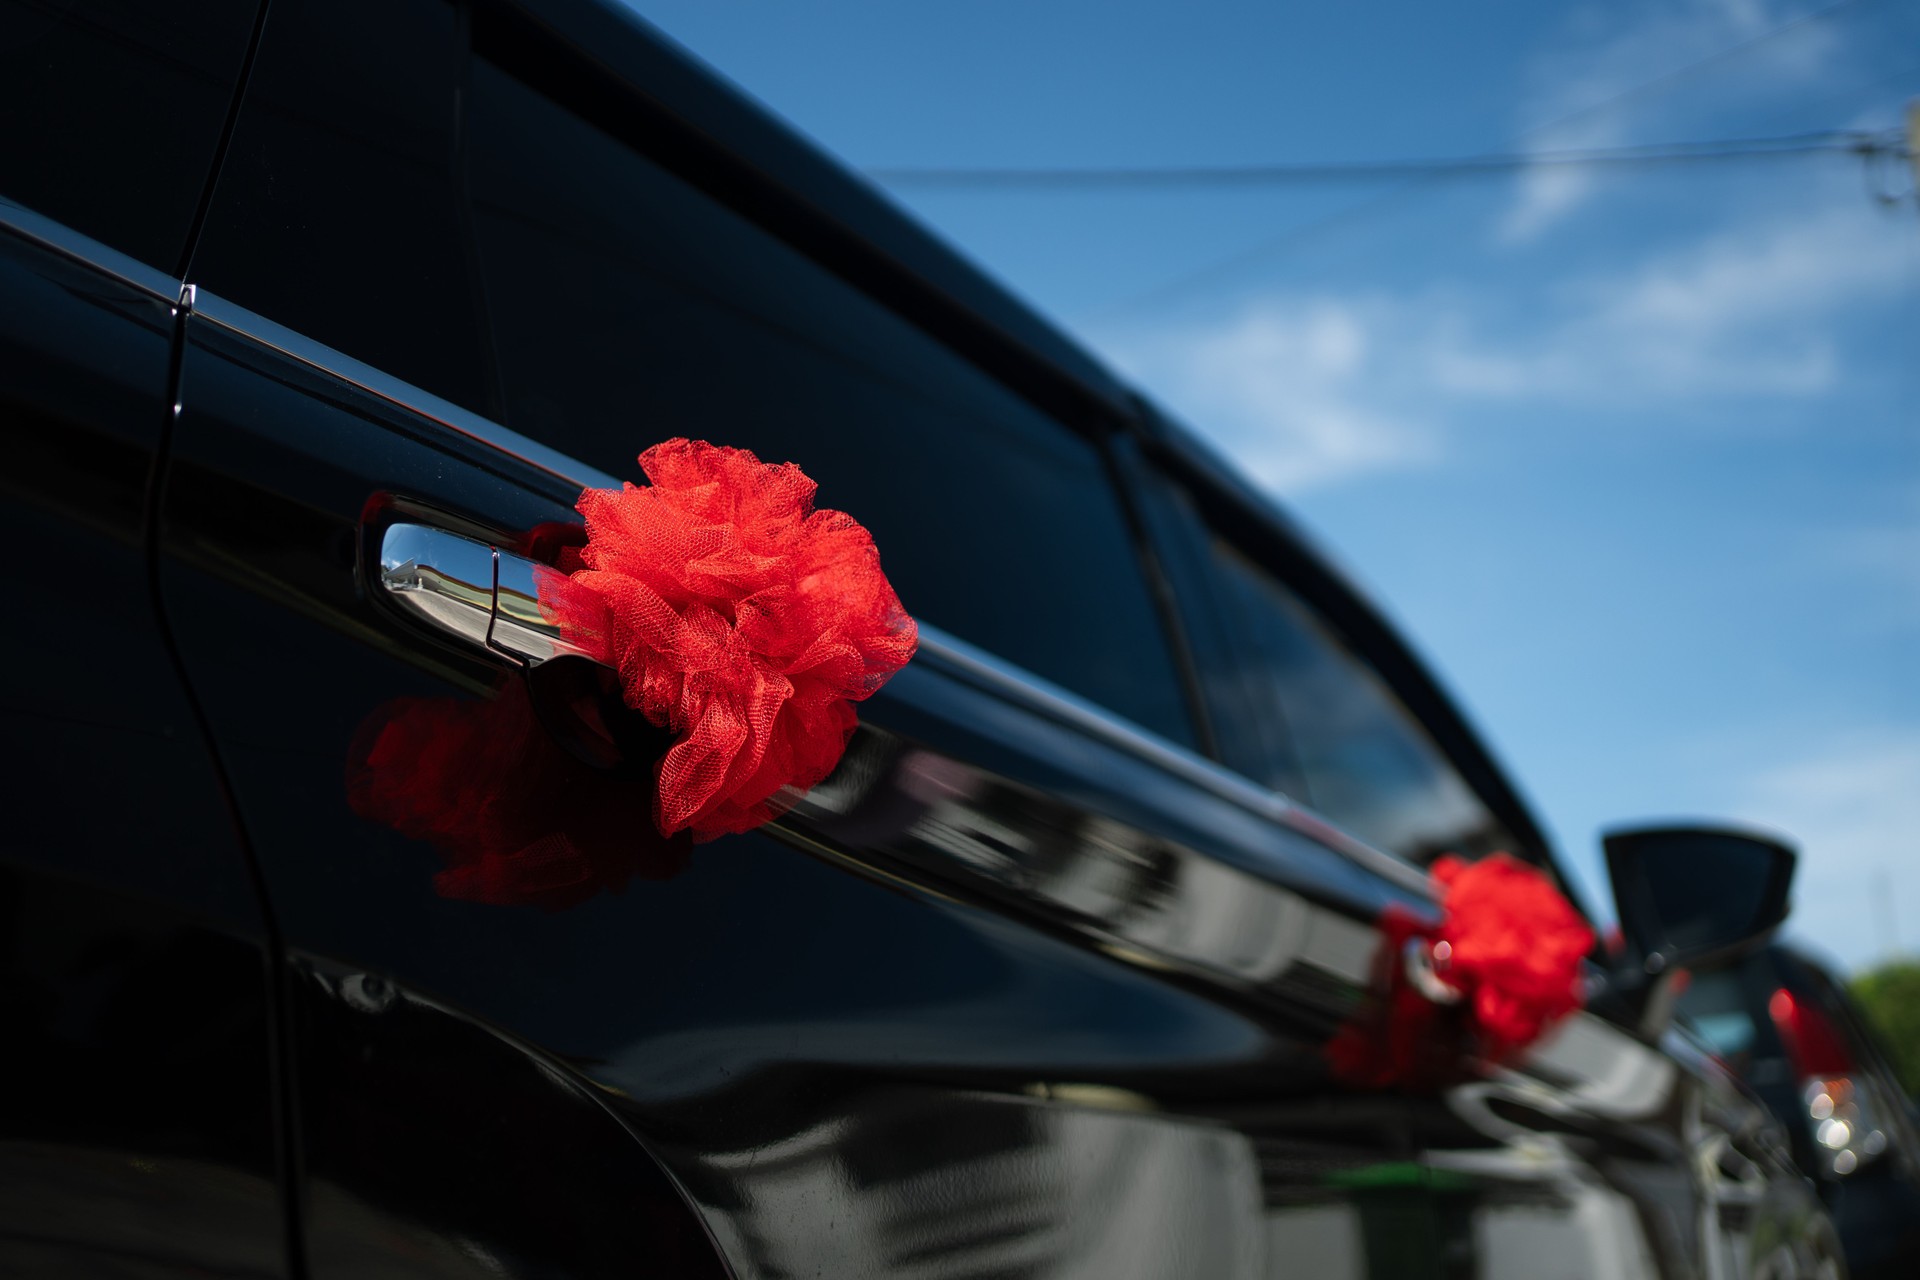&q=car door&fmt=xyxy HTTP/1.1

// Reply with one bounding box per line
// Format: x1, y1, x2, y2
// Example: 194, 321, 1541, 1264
1121, 421, 1841, 1280
151, 0, 728, 1273
0, 3, 288, 1274
150, 1, 1462, 1276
